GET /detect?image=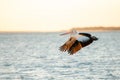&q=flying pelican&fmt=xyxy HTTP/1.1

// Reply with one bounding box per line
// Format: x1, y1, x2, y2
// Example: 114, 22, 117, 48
59, 29, 98, 55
